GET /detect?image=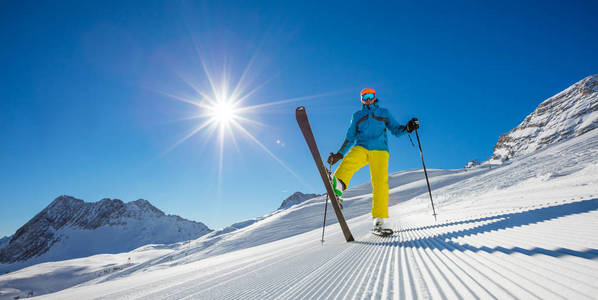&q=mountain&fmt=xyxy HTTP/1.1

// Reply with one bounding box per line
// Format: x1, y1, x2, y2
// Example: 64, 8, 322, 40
0, 237, 10, 249
490, 74, 598, 163
0, 196, 211, 266
278, 192, 320, 210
